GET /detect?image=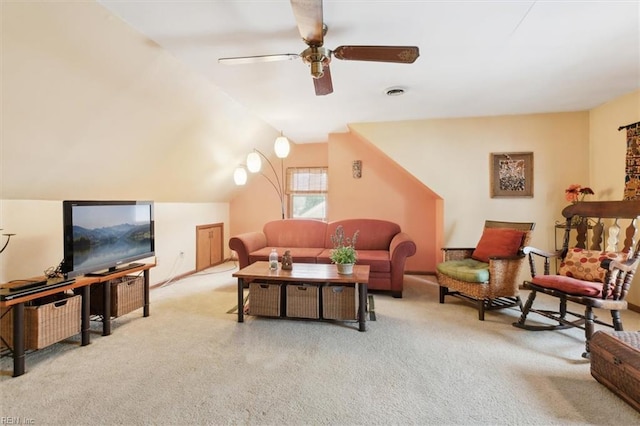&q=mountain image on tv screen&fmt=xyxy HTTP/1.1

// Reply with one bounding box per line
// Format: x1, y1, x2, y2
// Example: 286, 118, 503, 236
72, 204, 152, 271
